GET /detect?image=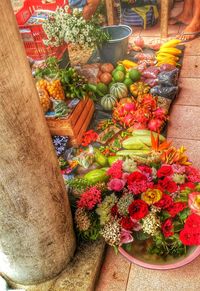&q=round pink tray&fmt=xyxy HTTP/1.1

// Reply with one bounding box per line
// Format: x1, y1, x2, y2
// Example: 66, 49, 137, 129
119, 246, 200, 270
